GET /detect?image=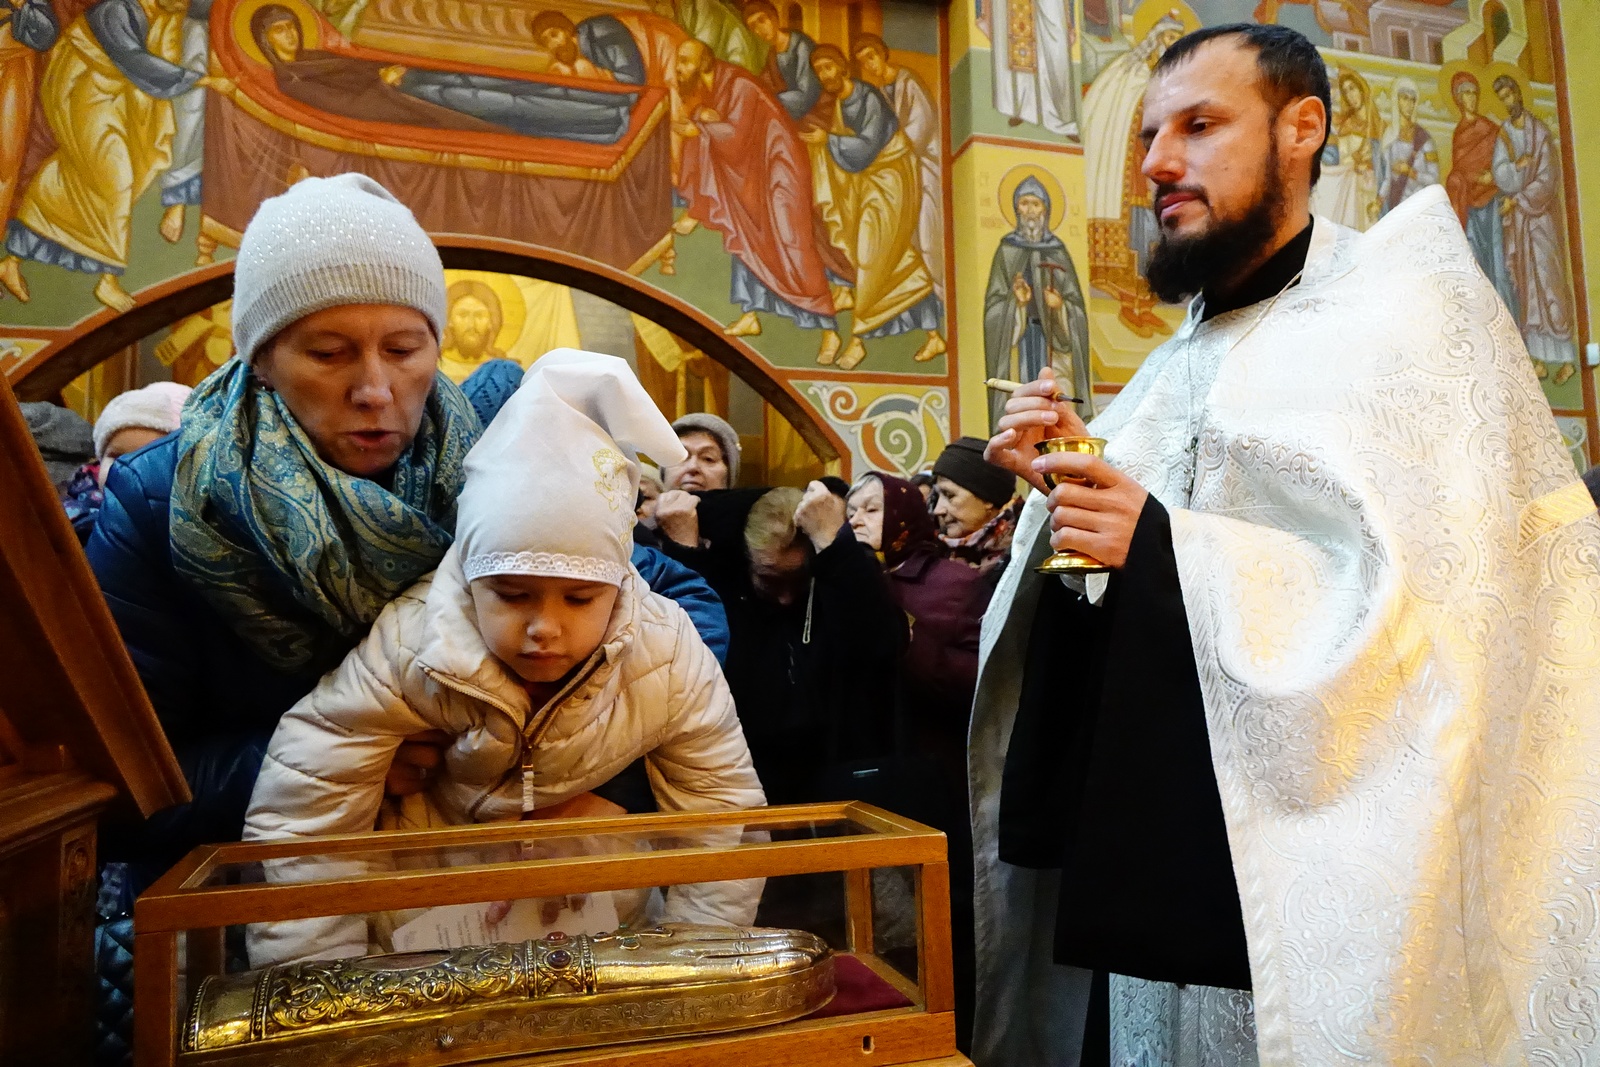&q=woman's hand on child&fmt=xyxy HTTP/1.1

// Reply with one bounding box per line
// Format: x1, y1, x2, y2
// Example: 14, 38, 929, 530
384, 729, 451, 797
